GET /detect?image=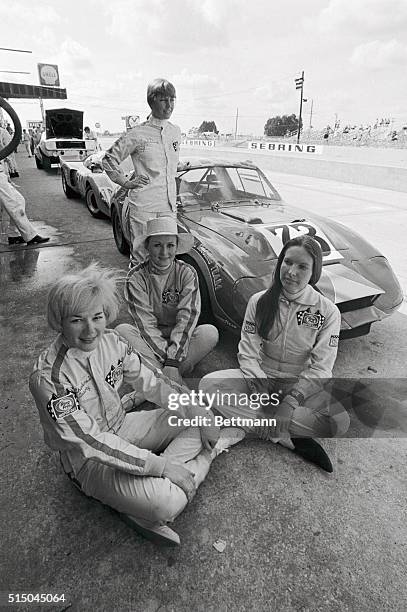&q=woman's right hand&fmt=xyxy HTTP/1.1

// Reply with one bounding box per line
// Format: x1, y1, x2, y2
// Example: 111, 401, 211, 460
123, 174, 150, 189
162, 460, 196, 502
